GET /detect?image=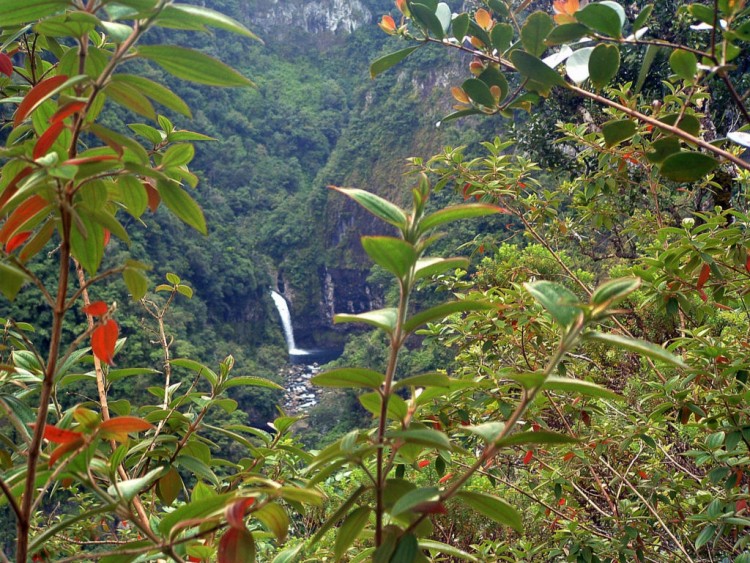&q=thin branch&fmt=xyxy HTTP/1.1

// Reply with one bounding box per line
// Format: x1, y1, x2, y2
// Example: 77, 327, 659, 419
0, 475, 22, 523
